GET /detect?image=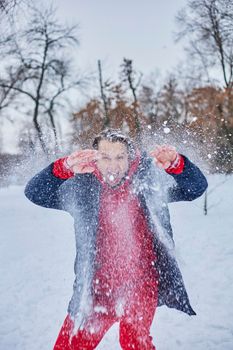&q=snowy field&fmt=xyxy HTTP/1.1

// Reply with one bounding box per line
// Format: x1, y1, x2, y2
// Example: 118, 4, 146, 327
0, 174, 233, 350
